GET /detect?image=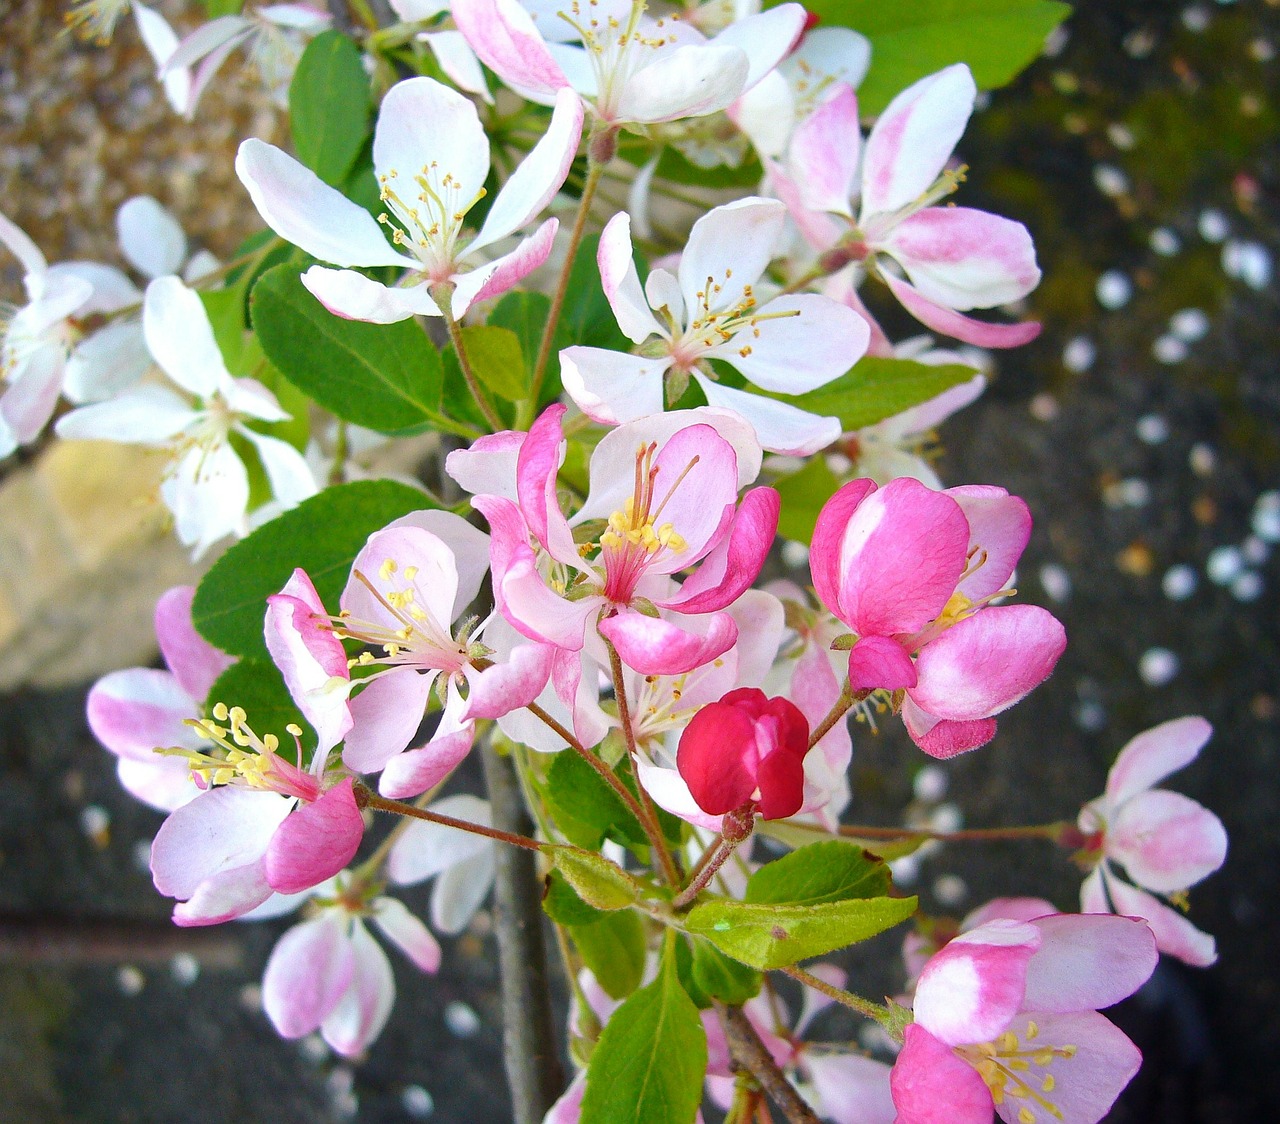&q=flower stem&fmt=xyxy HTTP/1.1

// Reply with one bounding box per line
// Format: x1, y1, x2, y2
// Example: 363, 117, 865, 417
526, 140, 607, 420
357, 785, 543, 851
808, 682, 865, 750
438, 293, 505, 432
673, 834, 739, 910
777, 818, 1069, 844
777, 965, 891, 1026
603, 637, 681, 887
715, 1002, 821, 1124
